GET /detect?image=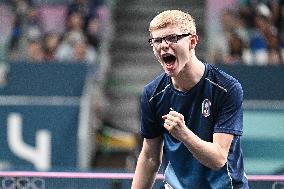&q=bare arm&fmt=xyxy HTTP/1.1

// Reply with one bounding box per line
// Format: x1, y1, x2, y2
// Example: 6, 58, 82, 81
182, 131, 233, 170
163, 111, 233, 170
131, 136, 163, 189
